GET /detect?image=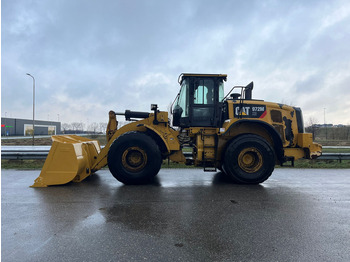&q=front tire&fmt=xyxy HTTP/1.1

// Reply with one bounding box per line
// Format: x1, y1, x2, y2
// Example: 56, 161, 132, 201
223, 134, 275, 184
108, 132, 162, 184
